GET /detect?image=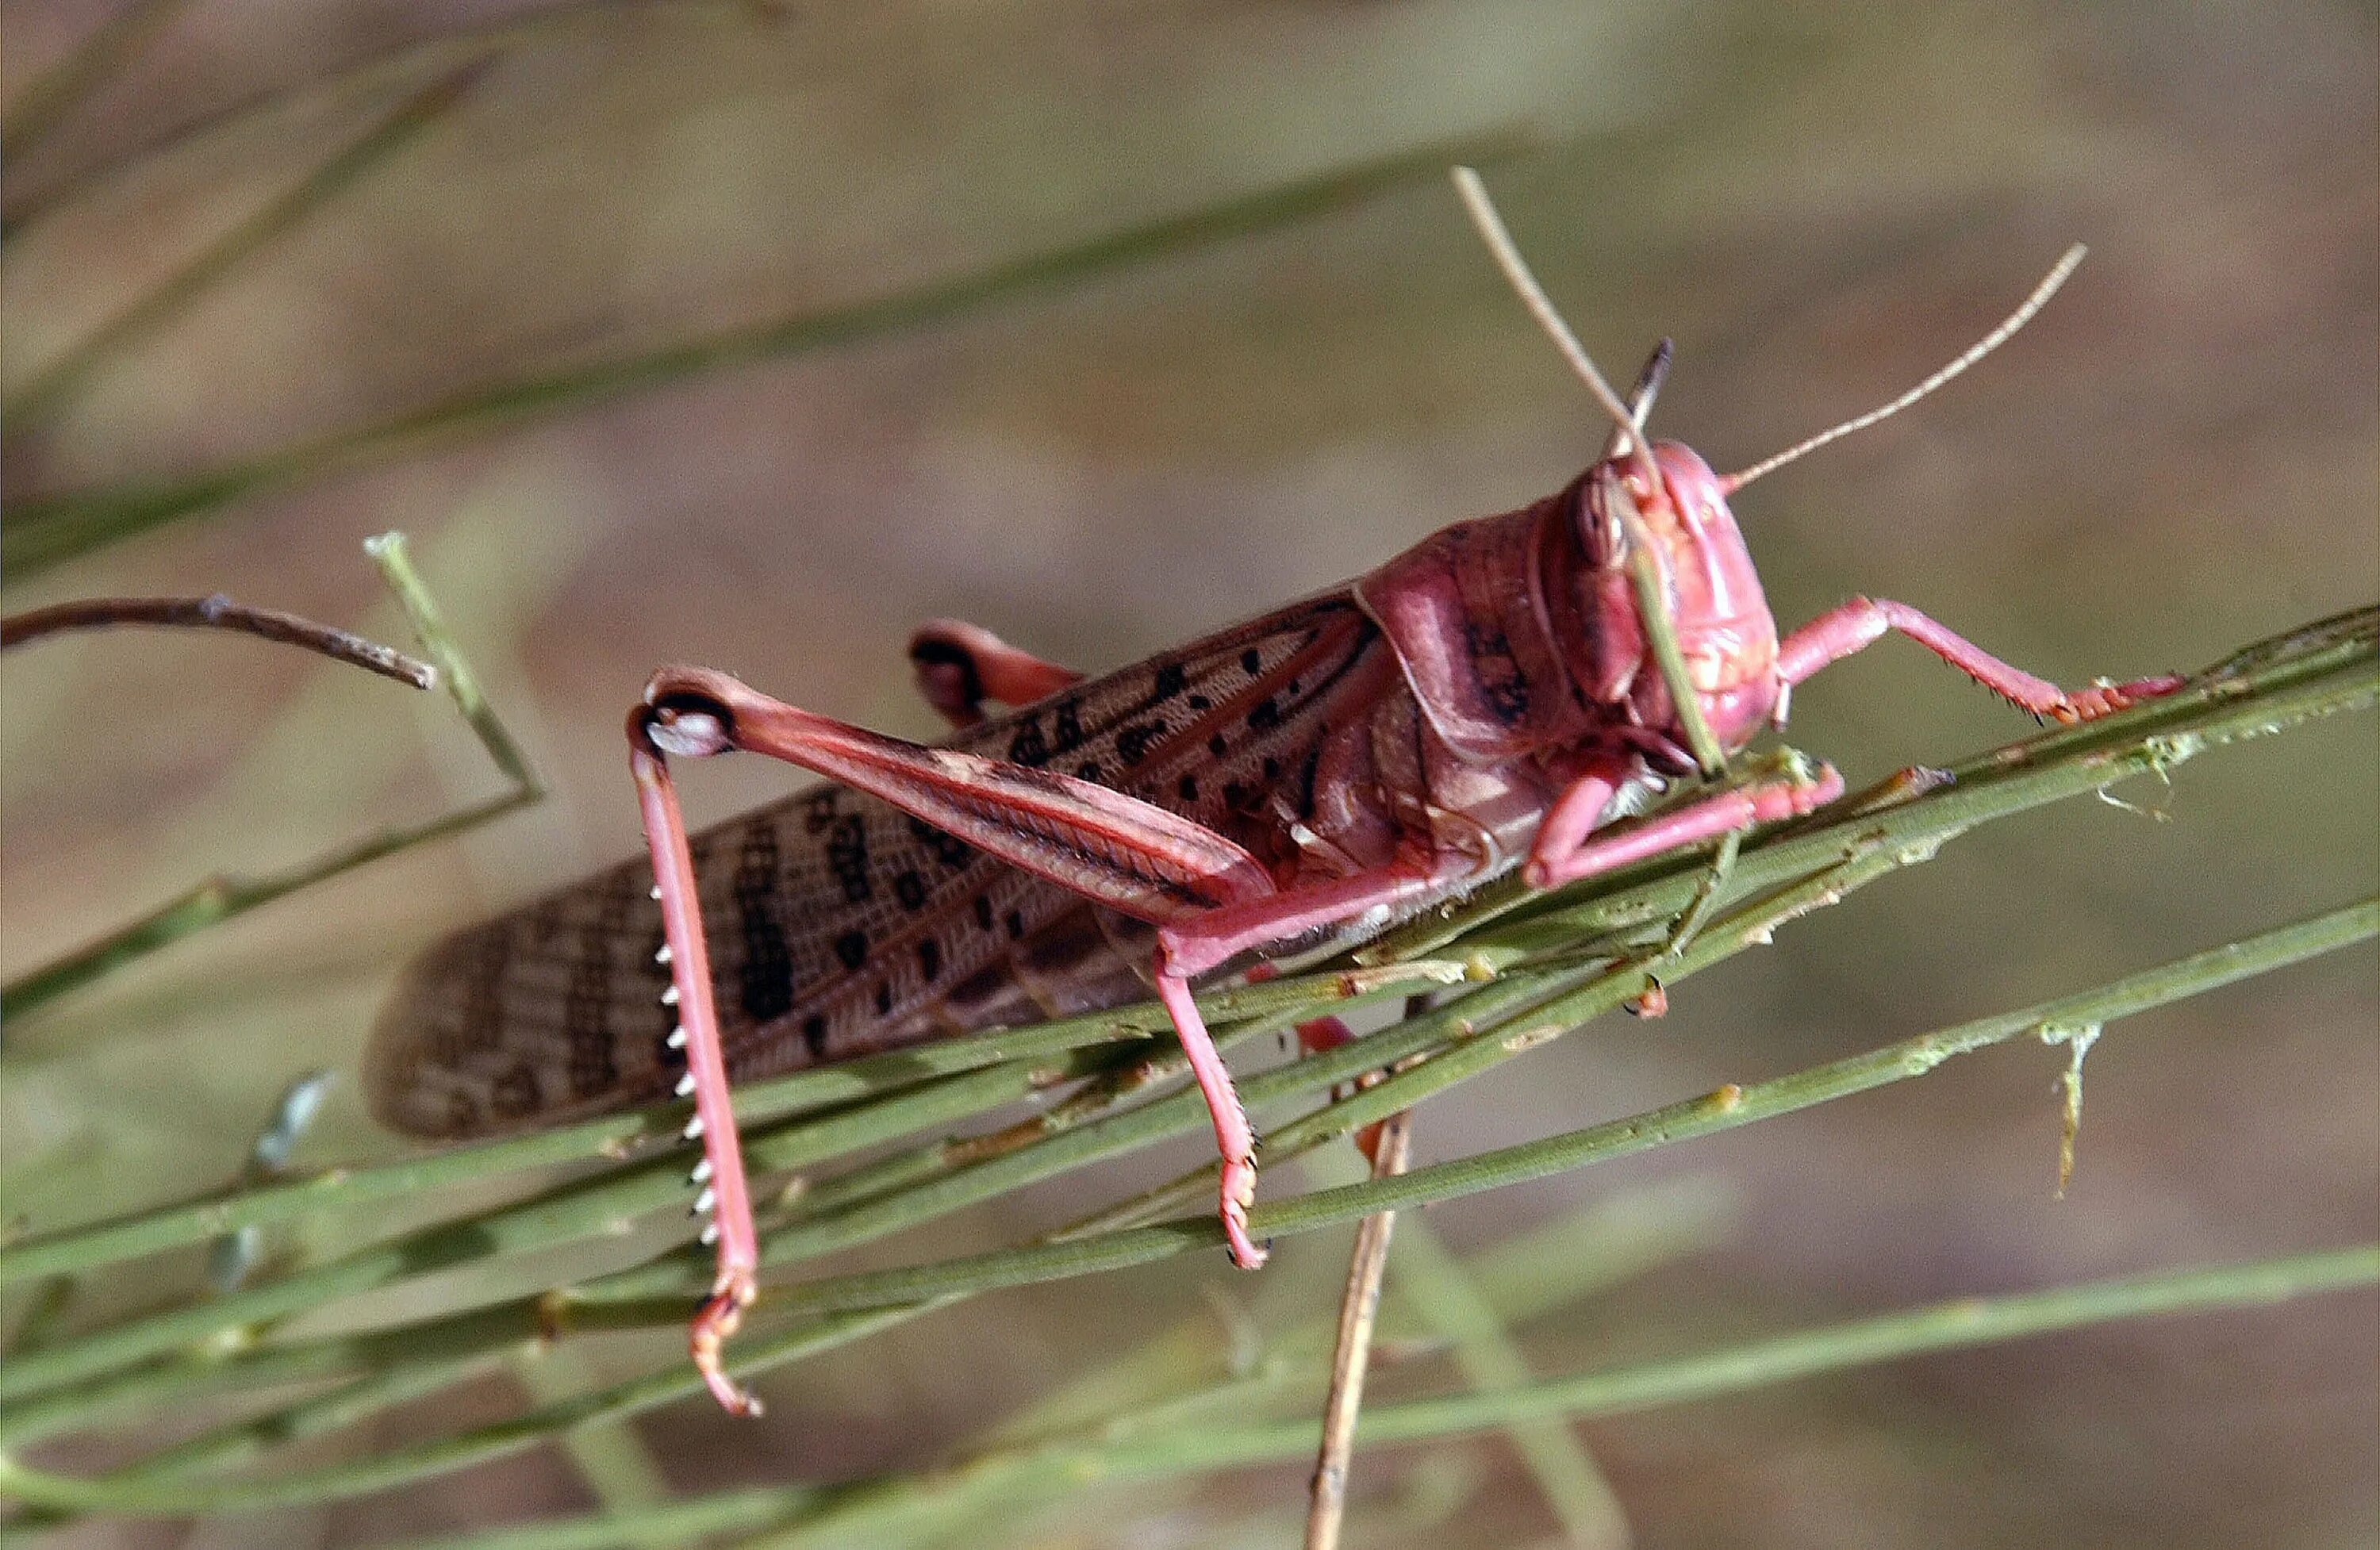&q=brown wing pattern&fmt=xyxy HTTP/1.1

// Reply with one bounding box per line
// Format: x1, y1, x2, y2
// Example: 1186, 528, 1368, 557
367, 593, 1389, 1138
